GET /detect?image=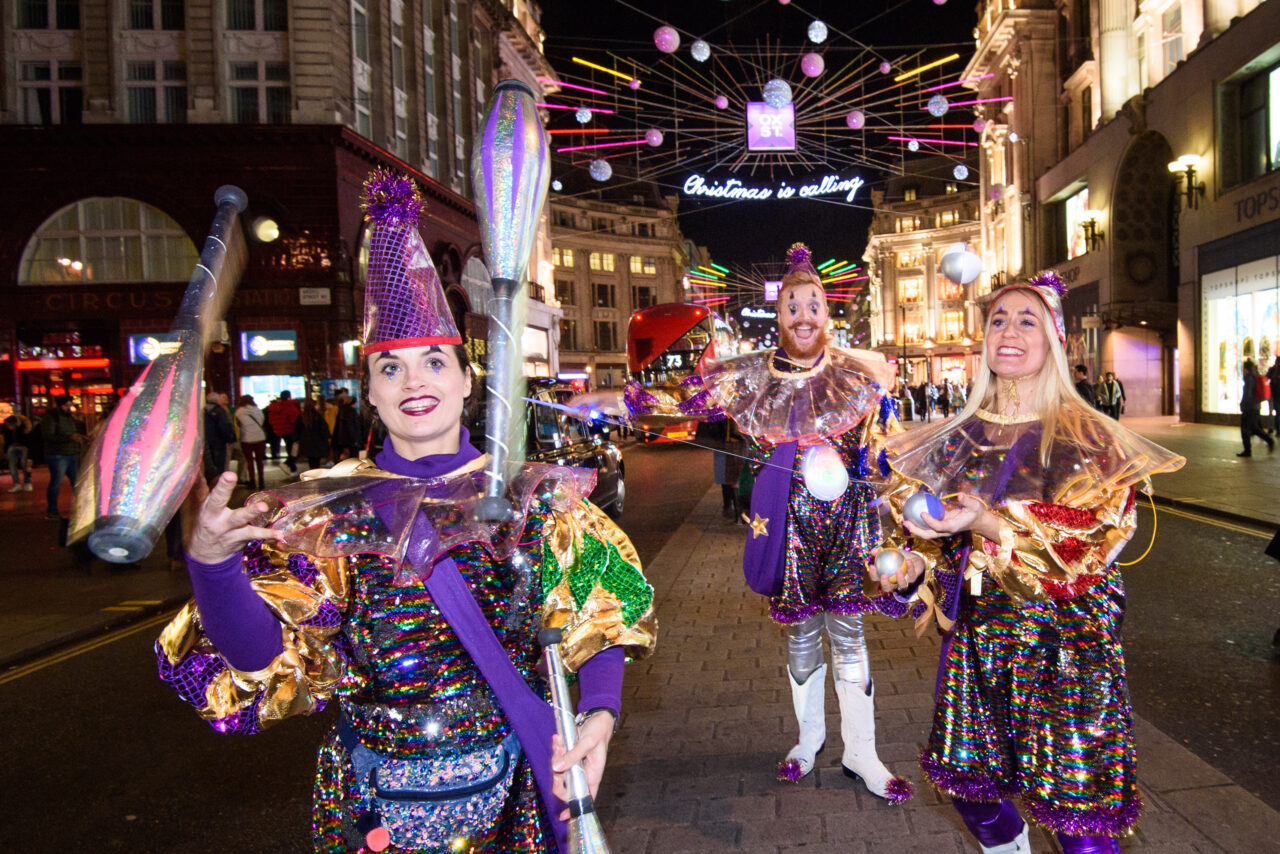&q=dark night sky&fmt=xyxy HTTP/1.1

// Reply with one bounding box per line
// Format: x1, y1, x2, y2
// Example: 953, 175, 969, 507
538, 0, 978, 271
